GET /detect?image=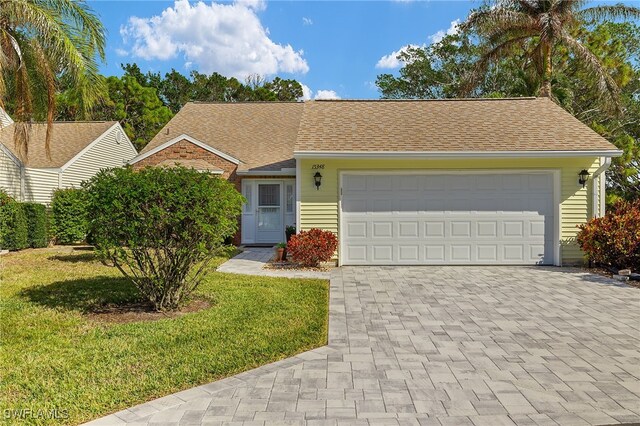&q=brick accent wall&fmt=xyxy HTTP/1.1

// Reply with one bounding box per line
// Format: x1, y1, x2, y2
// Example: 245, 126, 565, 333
133, 139, 239, 182
134, 138, 294, 246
